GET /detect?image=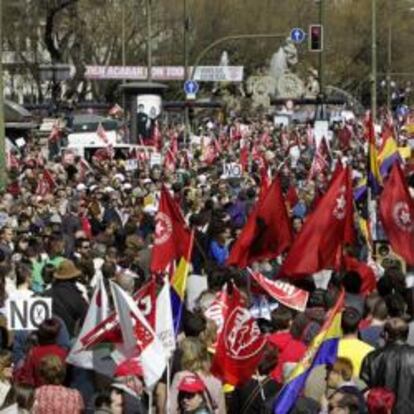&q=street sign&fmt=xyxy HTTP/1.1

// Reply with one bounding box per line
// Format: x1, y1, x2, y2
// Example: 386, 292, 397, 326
290, 28, 306, 44
184, 80, 199, 100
